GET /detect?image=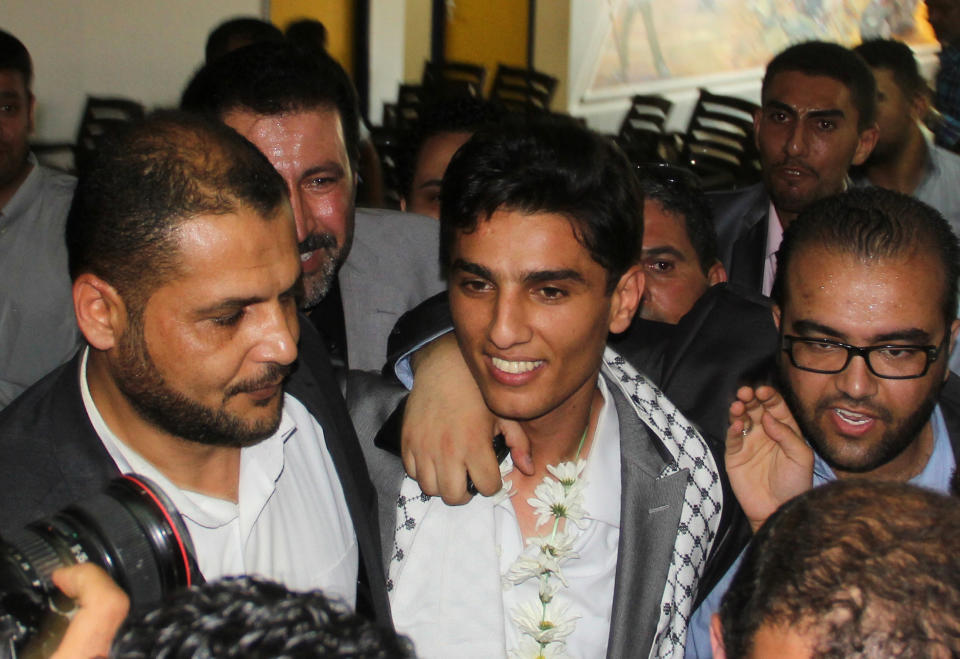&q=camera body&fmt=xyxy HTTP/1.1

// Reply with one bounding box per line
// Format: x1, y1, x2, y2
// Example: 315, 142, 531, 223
0, 475, 199, 657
